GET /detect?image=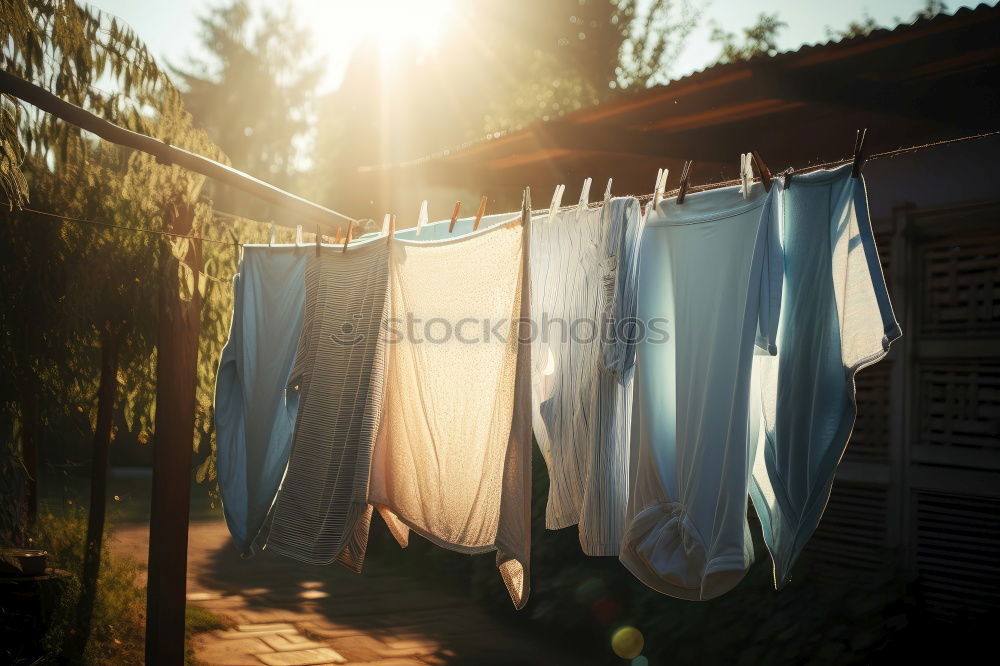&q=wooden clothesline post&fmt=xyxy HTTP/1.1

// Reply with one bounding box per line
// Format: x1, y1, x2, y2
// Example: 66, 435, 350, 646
0, 70, 359, 665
